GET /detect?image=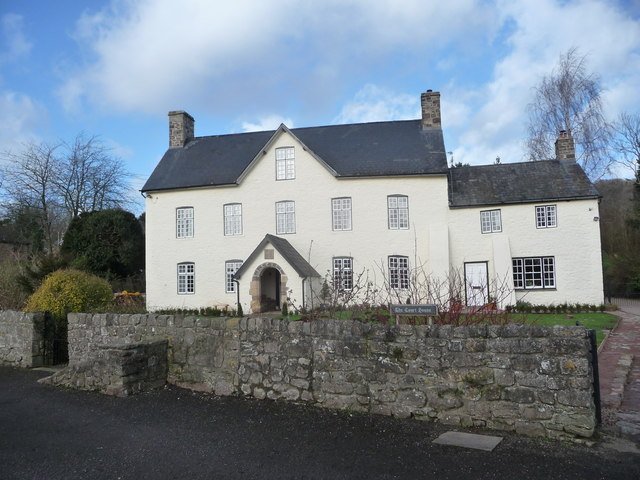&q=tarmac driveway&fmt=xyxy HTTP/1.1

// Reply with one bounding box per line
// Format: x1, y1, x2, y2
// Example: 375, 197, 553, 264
1, 367, 638, 480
